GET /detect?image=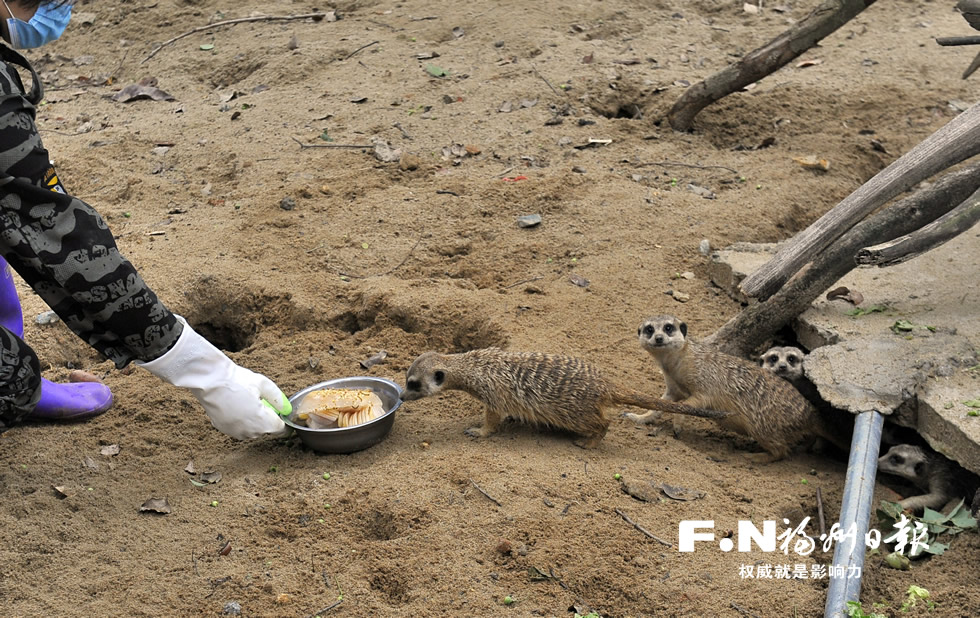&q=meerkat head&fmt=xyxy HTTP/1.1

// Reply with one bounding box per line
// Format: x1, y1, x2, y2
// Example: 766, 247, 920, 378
402, 351, 450, 401
638, 315, 687, 355
760, 346, 805, 381
878, 444, 930, 484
